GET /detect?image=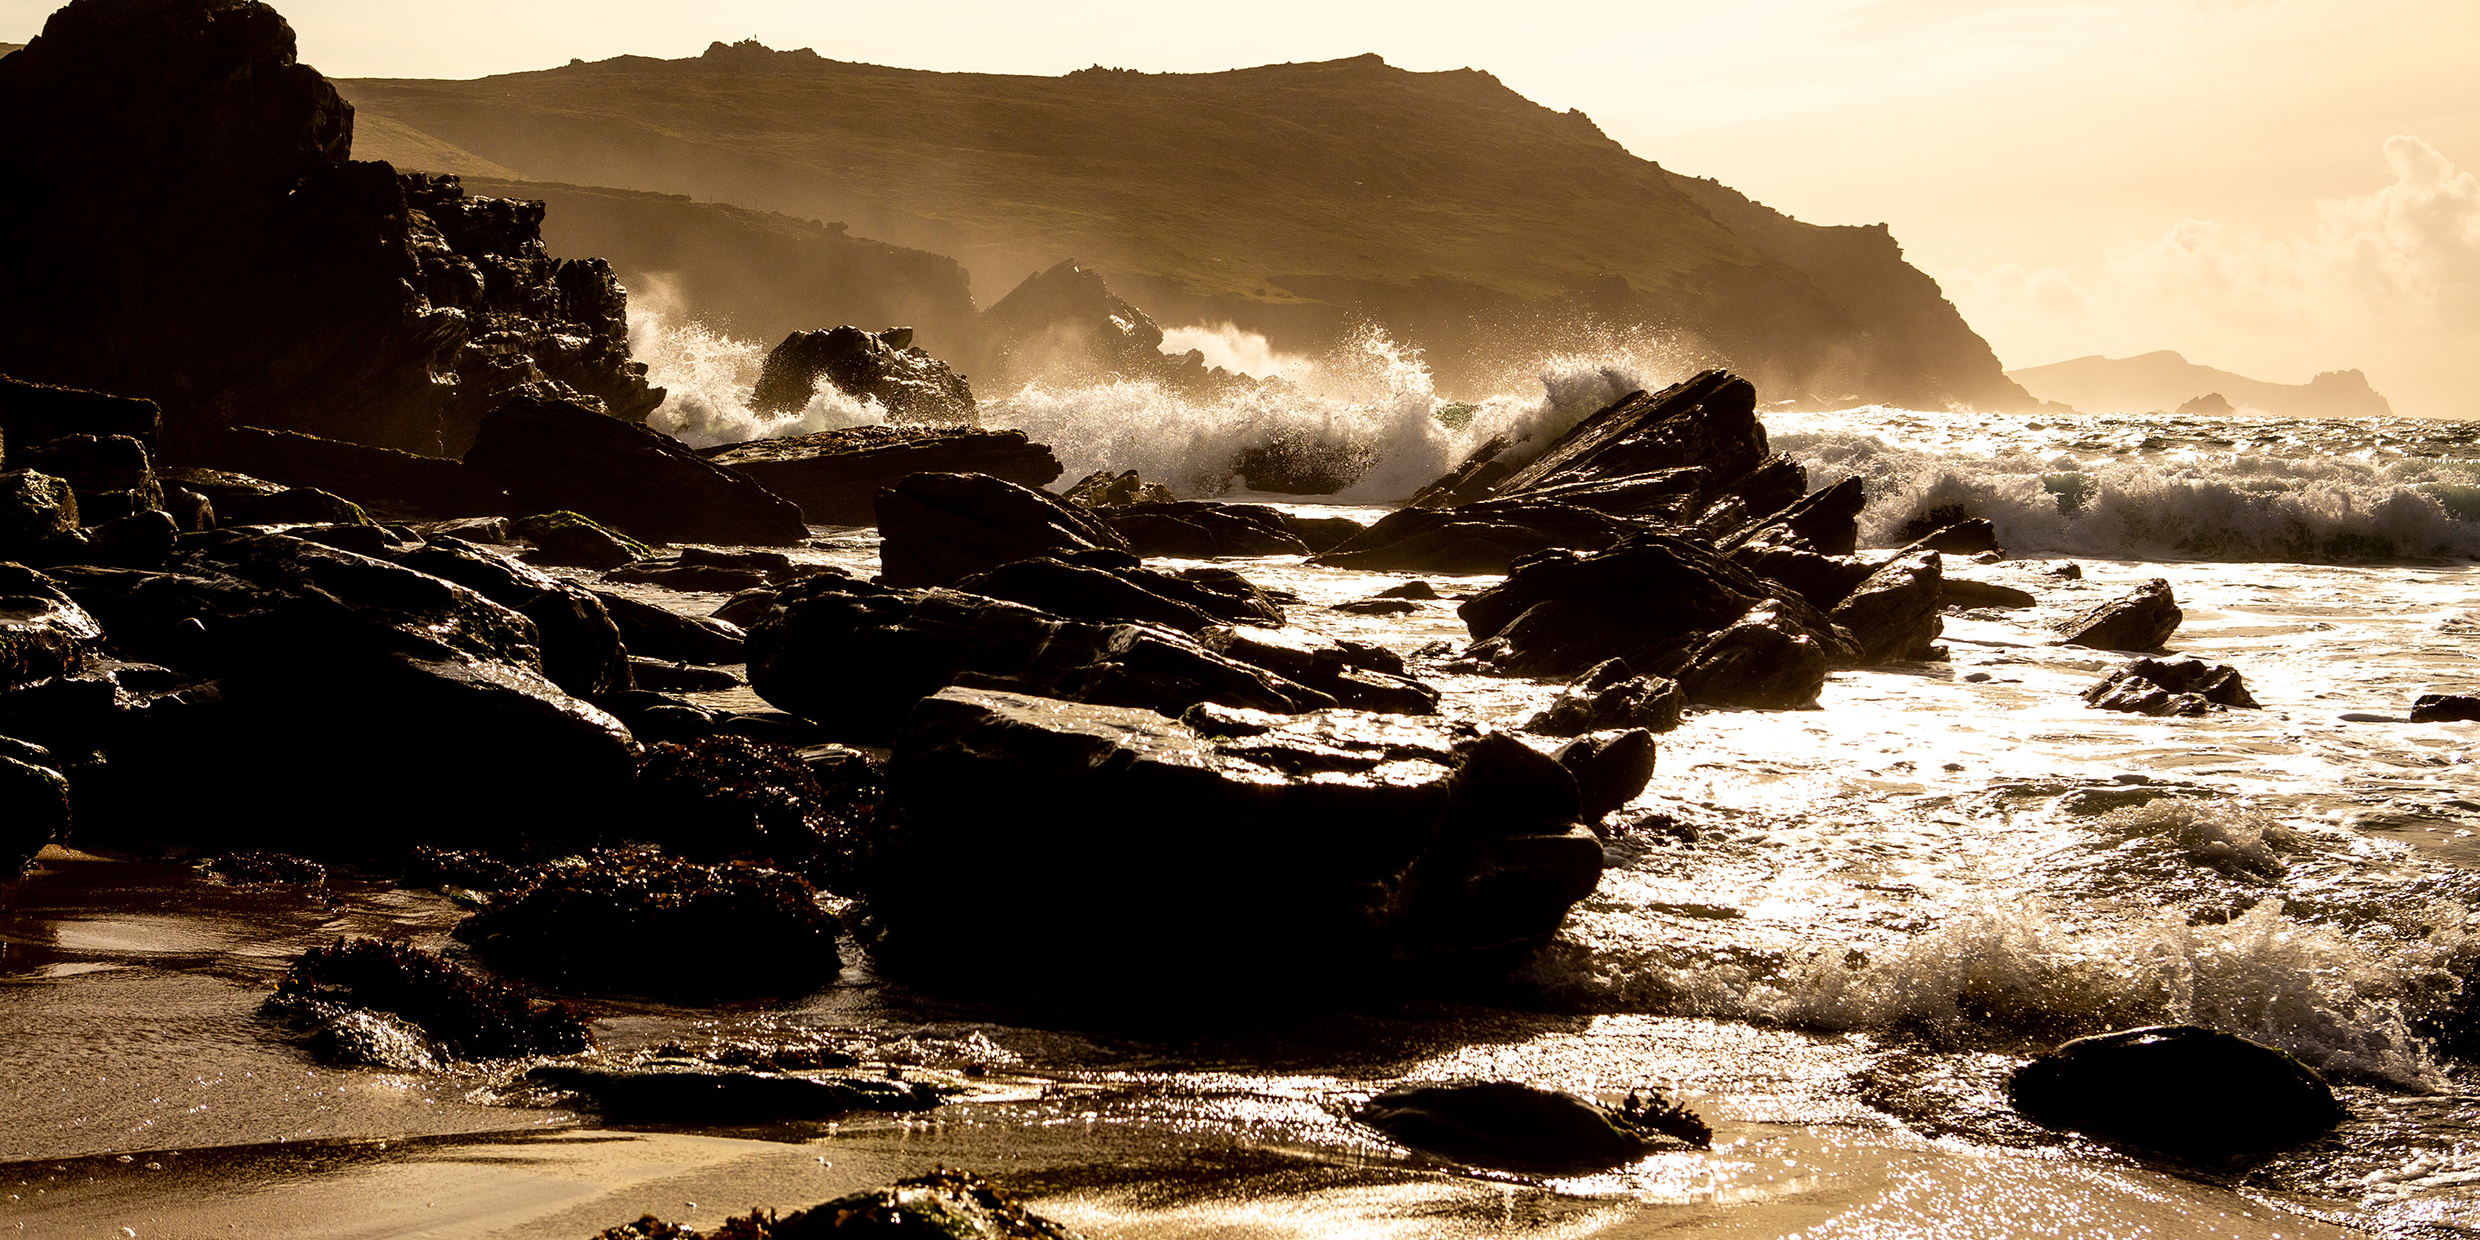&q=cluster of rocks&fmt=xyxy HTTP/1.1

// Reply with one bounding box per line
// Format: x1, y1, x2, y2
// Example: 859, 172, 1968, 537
2084, 656, 2259, 717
